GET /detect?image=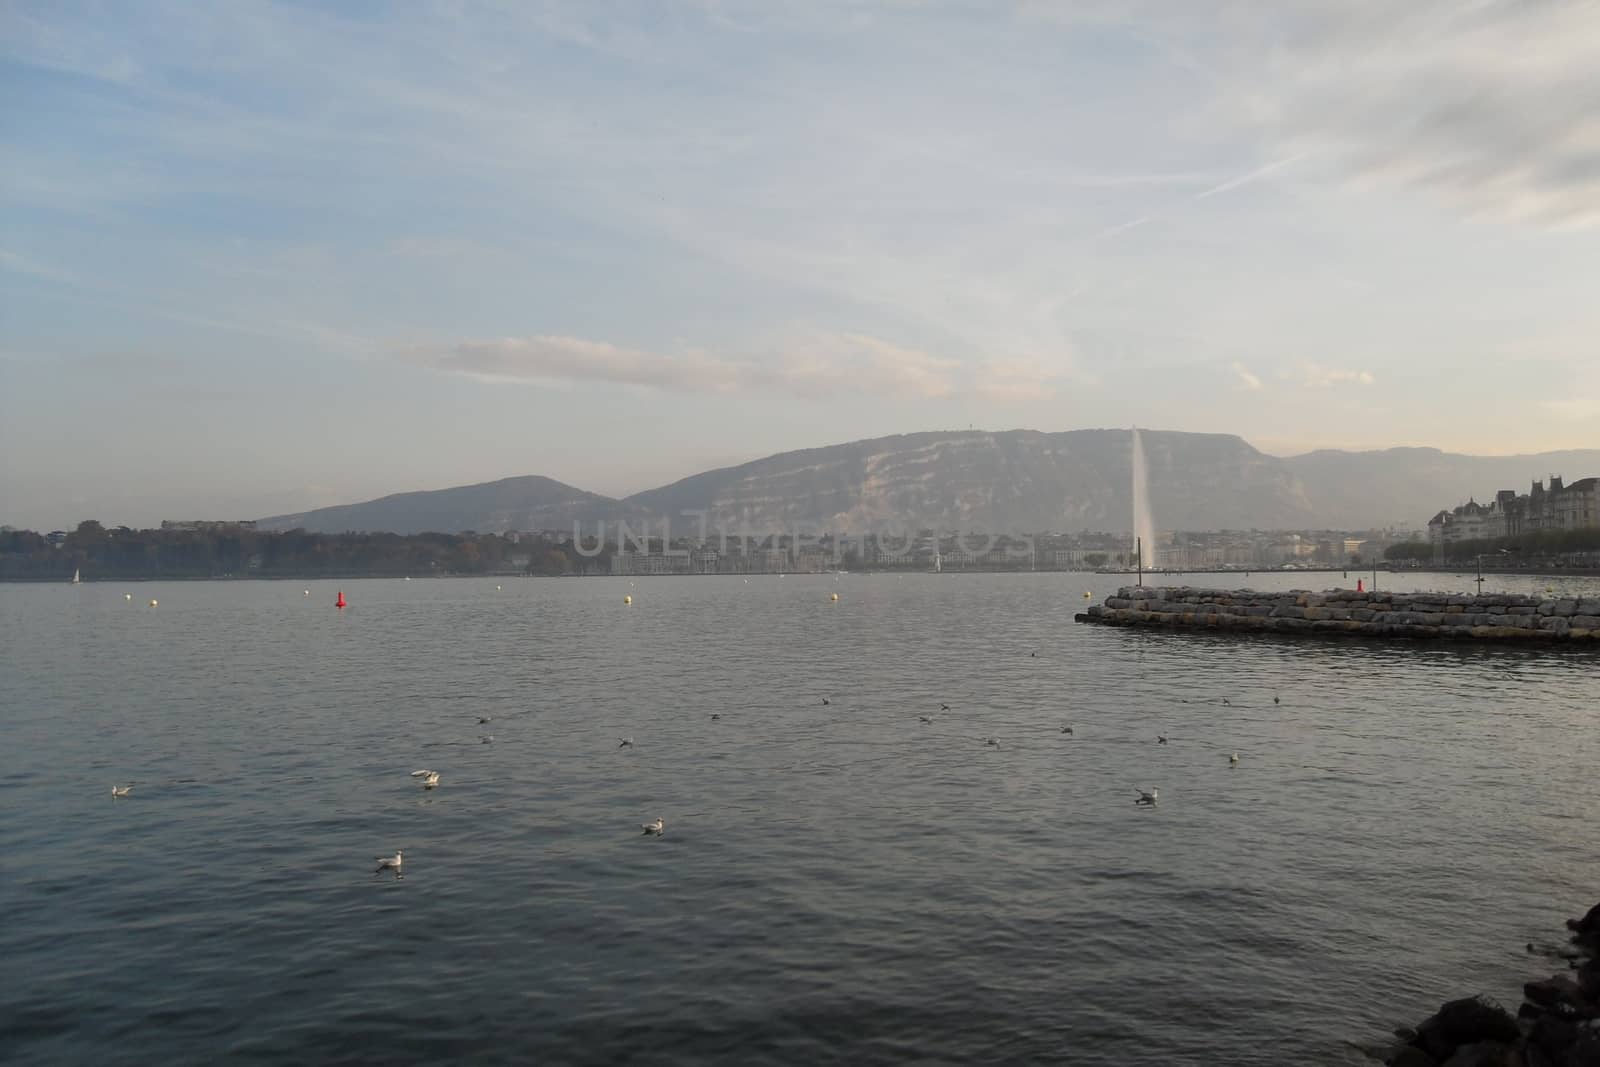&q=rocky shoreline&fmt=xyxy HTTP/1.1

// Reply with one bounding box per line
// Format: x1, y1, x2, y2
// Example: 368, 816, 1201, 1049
1376, 902, 1600, 1066
1075, 587, 1600, 644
